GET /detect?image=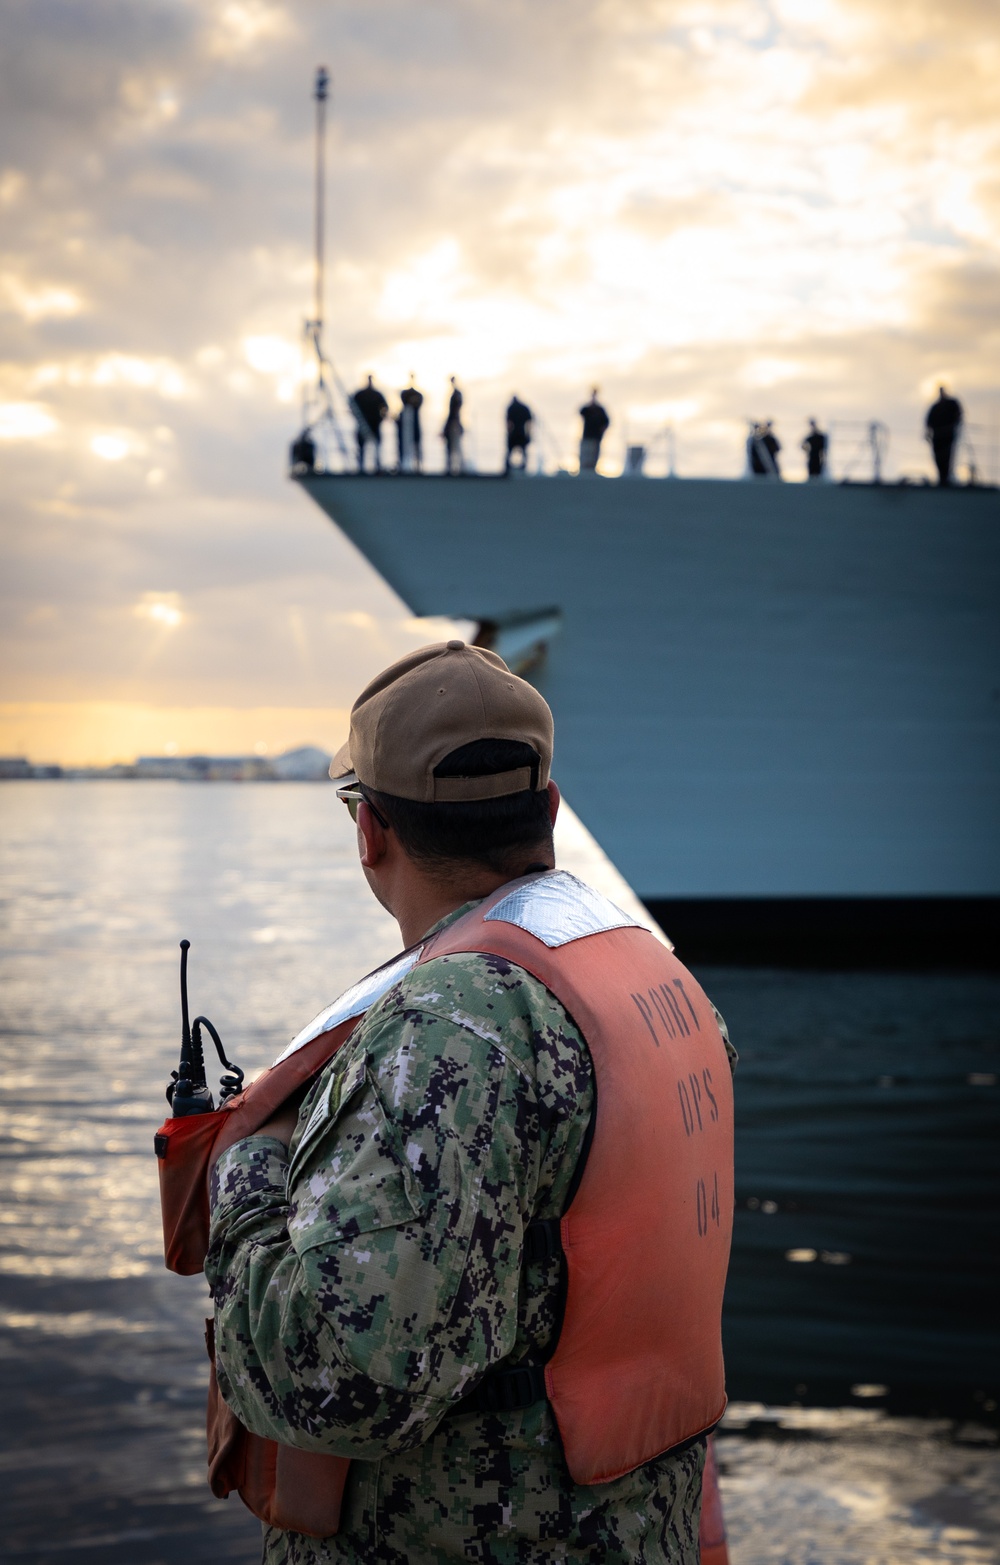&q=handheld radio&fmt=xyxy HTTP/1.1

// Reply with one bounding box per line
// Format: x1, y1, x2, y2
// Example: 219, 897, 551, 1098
166, 939, 244, 1115
154, 927, 352, 1537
